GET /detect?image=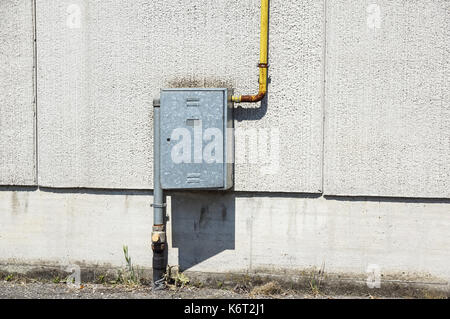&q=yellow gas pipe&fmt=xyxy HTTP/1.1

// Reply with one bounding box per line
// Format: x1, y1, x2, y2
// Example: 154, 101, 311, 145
232, 0, 269, 103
